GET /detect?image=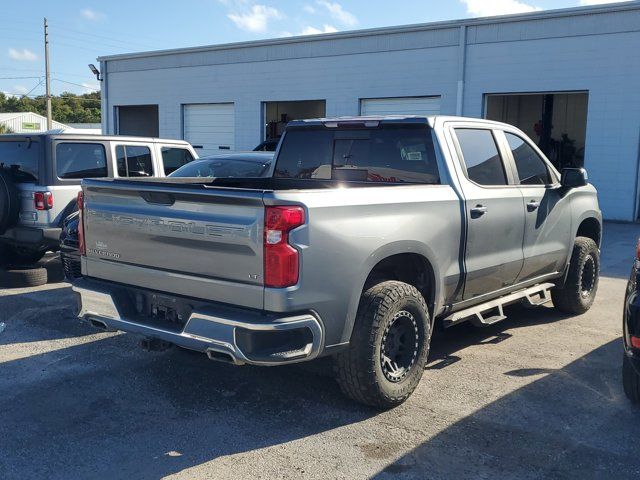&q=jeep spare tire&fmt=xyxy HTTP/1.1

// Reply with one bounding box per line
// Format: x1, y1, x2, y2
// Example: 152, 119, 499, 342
0, 170, 19, 234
